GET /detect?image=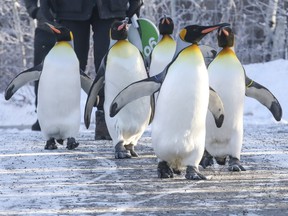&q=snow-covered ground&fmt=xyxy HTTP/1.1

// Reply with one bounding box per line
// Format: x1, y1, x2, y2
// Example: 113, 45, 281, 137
0, 59, 288, 215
